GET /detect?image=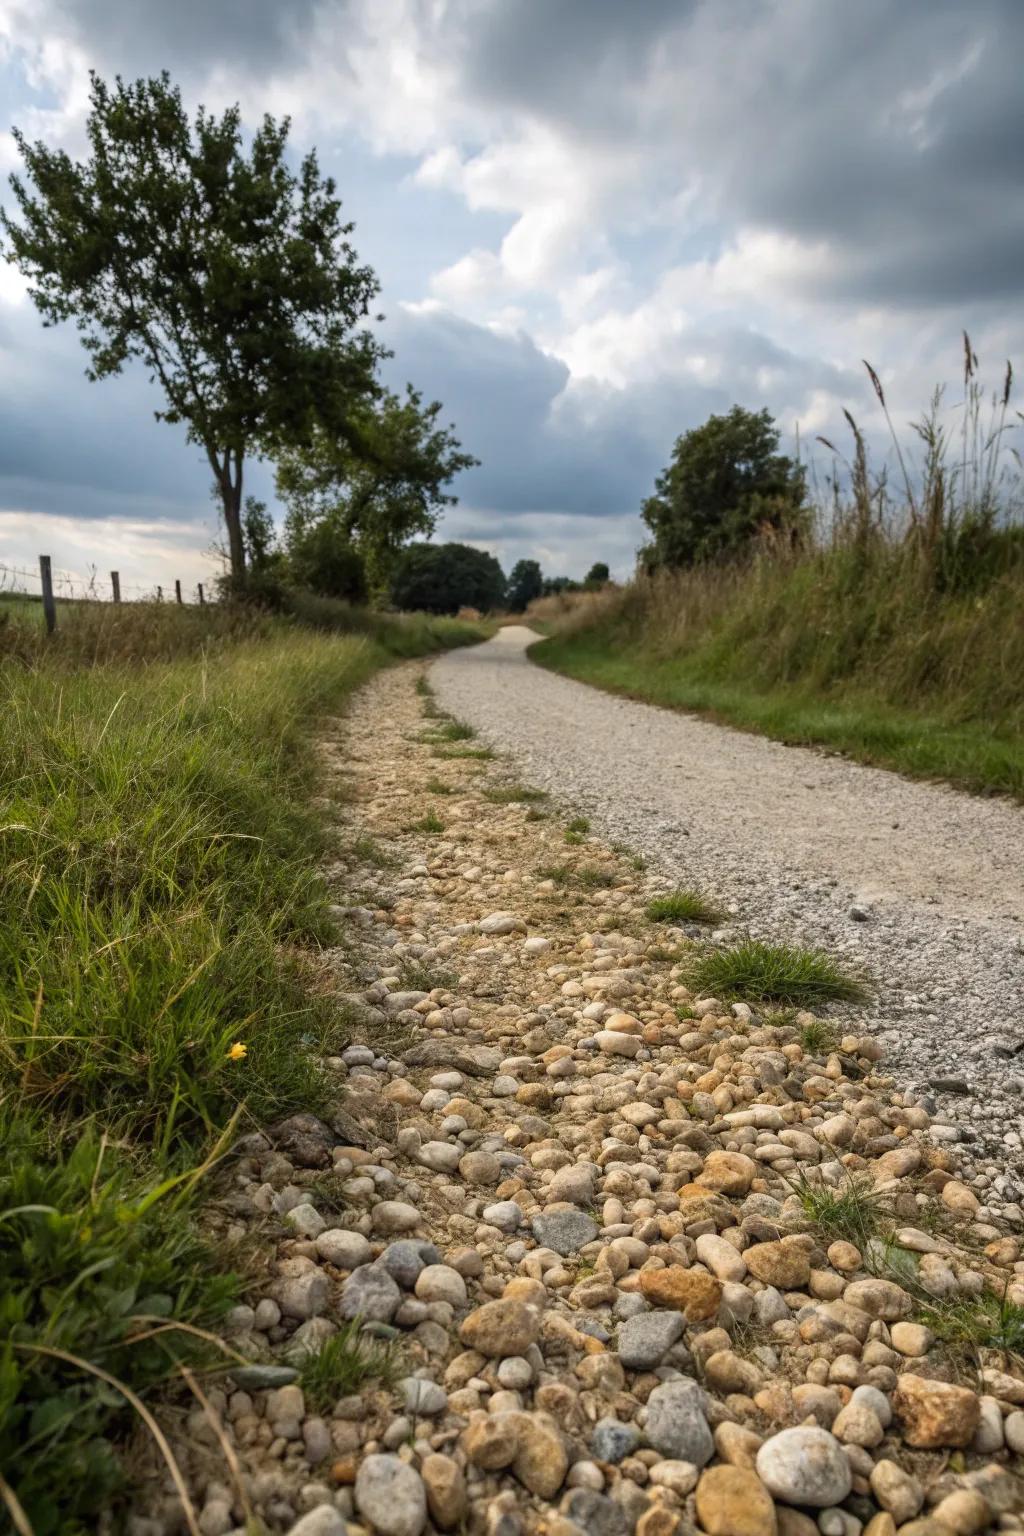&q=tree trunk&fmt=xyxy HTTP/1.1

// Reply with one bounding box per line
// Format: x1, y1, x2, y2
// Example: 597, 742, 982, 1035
217, 451, 246, 588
